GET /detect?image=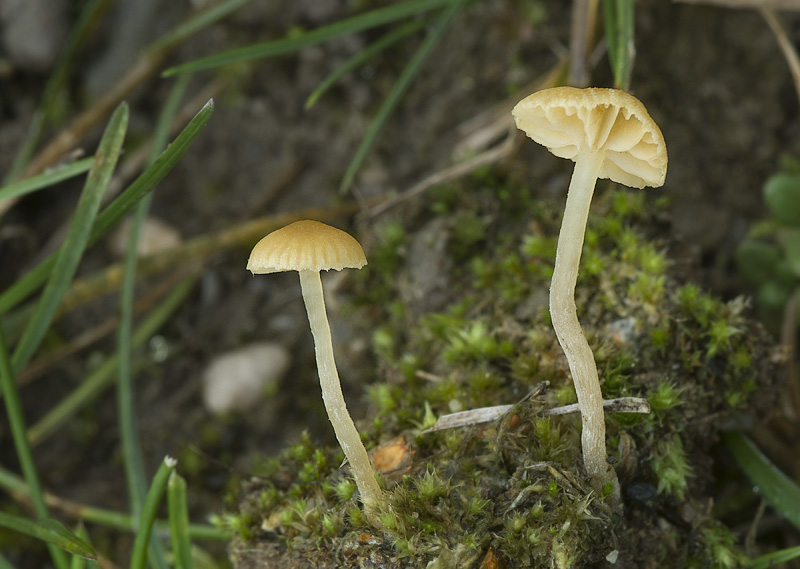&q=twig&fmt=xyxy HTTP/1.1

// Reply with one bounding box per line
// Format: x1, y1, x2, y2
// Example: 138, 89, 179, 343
452, 58, 567, 160
422, 396, 650, 433
543, 396, 650, 416
367, 60, 567, 218
368, 132, 516, 218
761, 8, 800, 106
